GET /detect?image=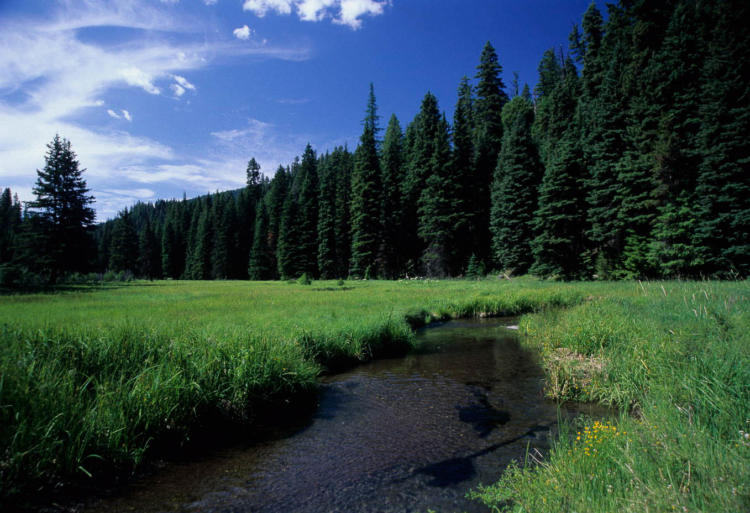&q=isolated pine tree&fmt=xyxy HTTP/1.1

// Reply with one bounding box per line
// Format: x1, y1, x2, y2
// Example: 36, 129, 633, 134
350, 84, 382, 278
25, 135, 95, 281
